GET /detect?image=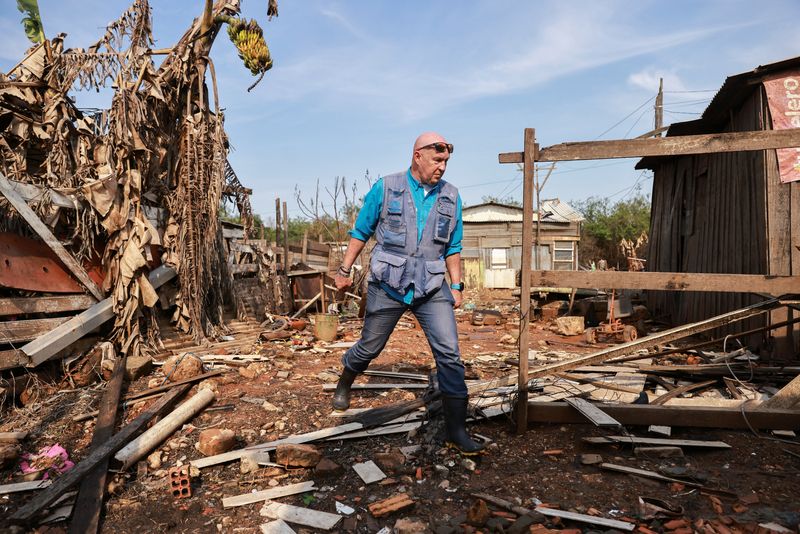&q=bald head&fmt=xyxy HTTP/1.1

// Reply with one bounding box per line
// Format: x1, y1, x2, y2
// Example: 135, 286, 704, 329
410, 131, 451, 186
413, 131, 448, 152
